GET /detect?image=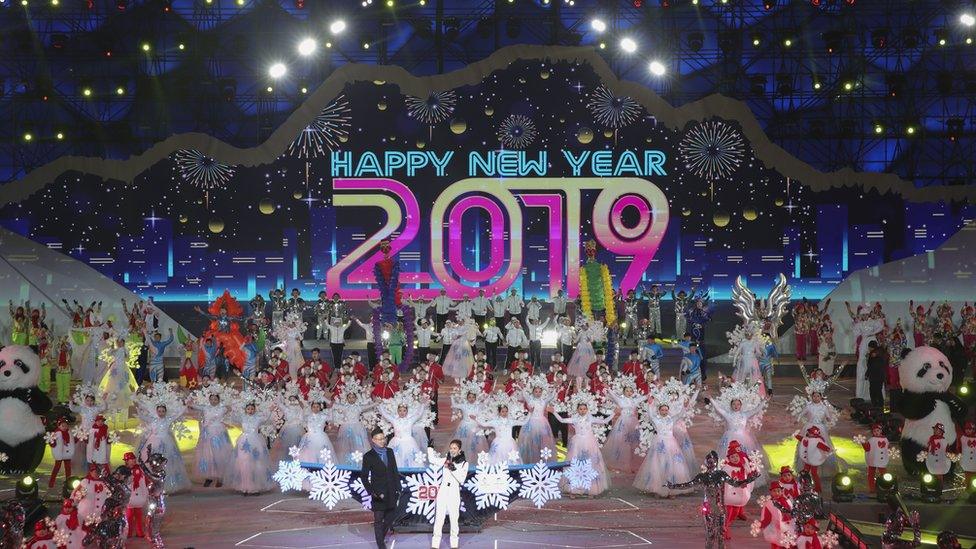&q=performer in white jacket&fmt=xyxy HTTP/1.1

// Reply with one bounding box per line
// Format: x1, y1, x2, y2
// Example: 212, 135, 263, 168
428, 441, 469, 549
